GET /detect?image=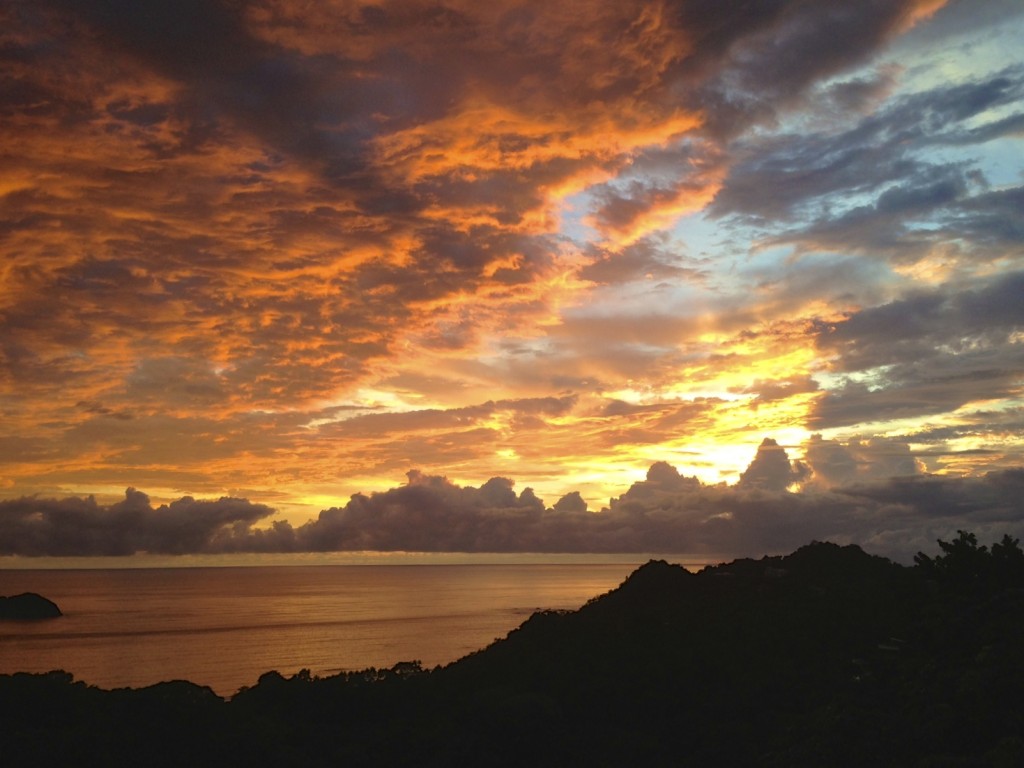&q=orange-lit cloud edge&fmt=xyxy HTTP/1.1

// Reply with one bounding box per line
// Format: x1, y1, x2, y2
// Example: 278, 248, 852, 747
1, 0, 1022, 559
